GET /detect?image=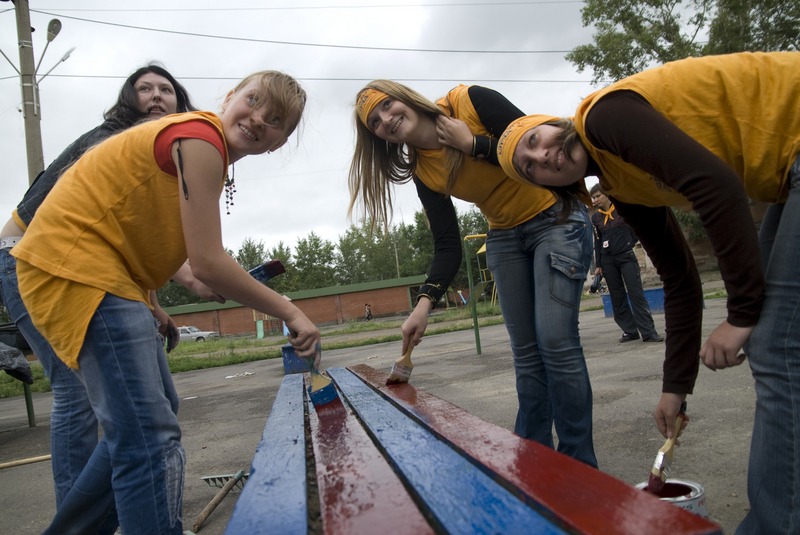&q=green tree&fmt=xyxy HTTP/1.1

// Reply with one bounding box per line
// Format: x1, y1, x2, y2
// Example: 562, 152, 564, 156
335, 224, 369, 285
566, 0, 712, 84
566, 0, 798, 85
294, 232, 336, 290
705, 0, 800, 55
